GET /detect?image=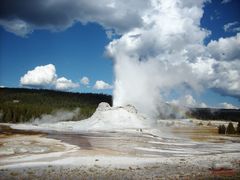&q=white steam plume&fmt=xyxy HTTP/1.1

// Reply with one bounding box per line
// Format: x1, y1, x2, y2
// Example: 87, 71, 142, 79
106, 0, 208, 117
